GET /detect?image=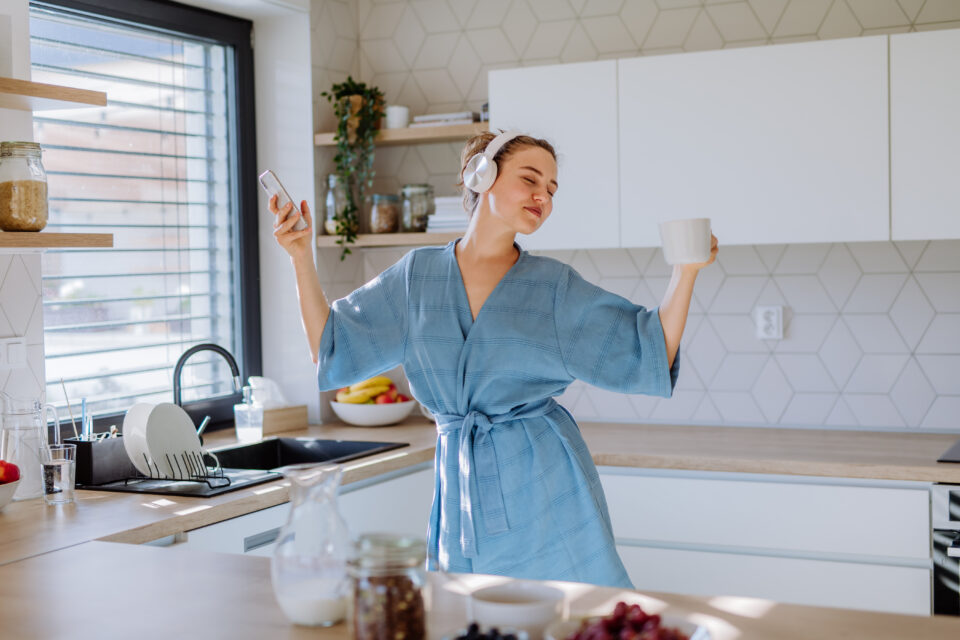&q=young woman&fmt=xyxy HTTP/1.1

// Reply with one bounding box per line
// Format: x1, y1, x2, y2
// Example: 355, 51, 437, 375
270, 131, 718, 588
